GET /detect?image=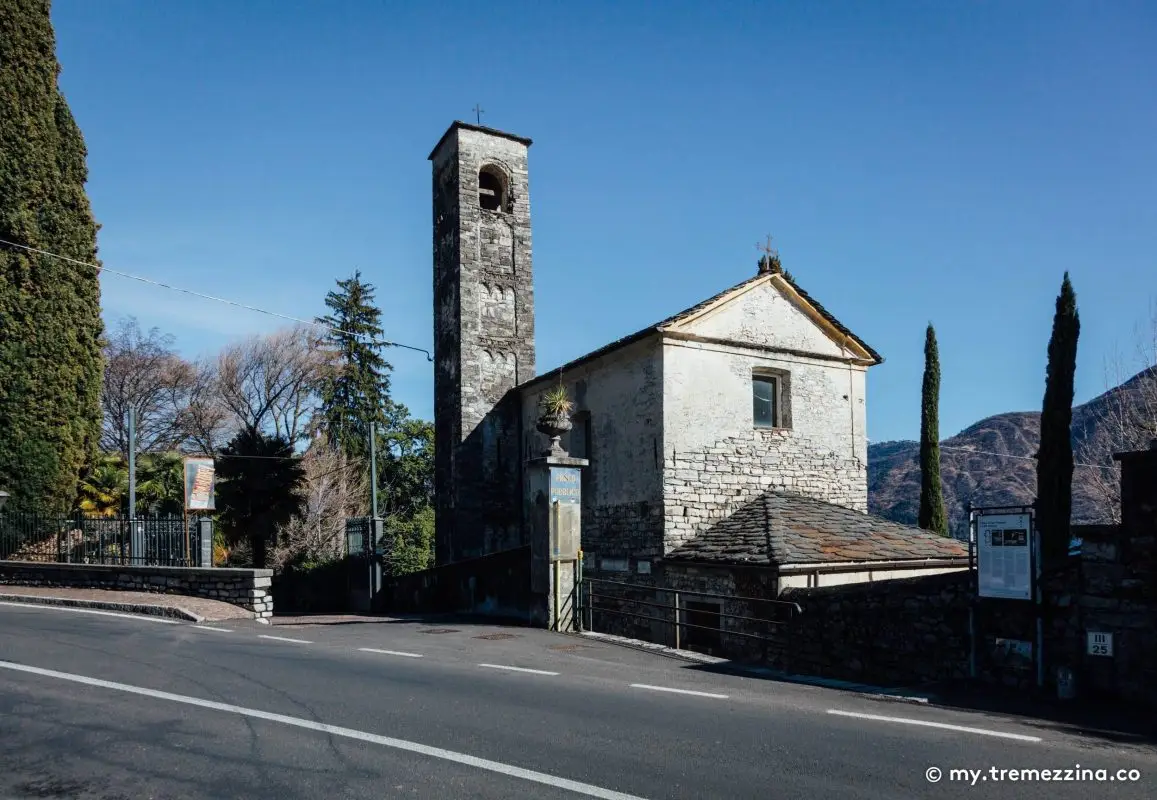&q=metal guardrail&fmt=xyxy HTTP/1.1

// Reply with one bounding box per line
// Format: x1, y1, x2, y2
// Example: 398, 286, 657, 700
0, 512, 203, 567
577, 577, 801, 656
